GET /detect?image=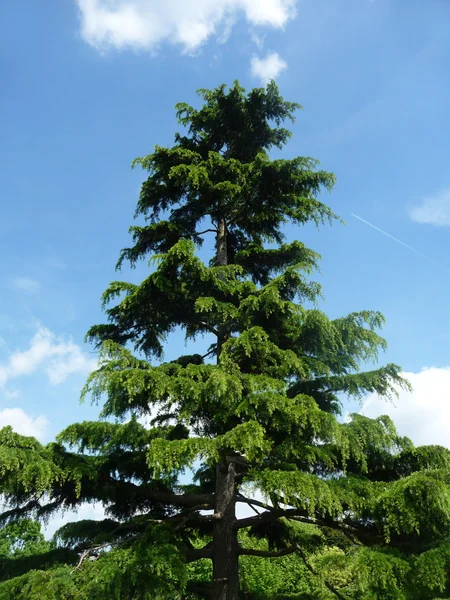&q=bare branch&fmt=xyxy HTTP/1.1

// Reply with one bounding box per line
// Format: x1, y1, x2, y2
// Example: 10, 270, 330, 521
196, 228, 218, 235
175, 510, 222, 530
185, 541, 213, 563
237, 494, 272, 511
127, 484, 214, 509
71, 543, 110, 573
199, 321, 220, 336
151, 492, 213, 508
201, 347, 217, 360
235, 507, 305, 530
236, 494, 260, 516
